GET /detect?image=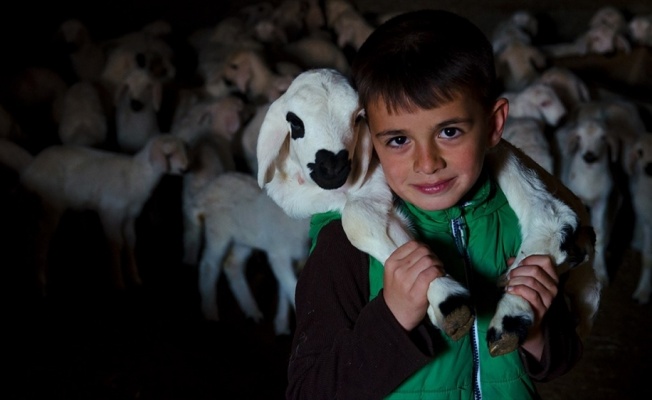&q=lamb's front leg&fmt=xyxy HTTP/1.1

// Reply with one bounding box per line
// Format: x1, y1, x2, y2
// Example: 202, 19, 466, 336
342, 199, 474, 340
